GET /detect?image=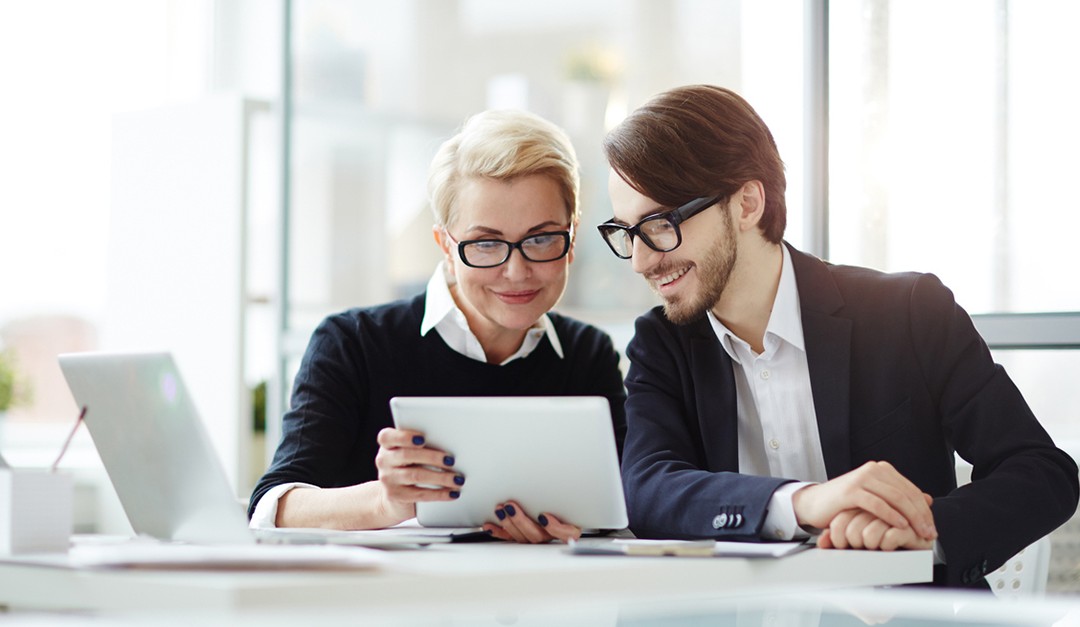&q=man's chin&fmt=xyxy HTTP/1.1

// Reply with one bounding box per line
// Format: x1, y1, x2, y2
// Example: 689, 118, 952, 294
662, 299, 707, 326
